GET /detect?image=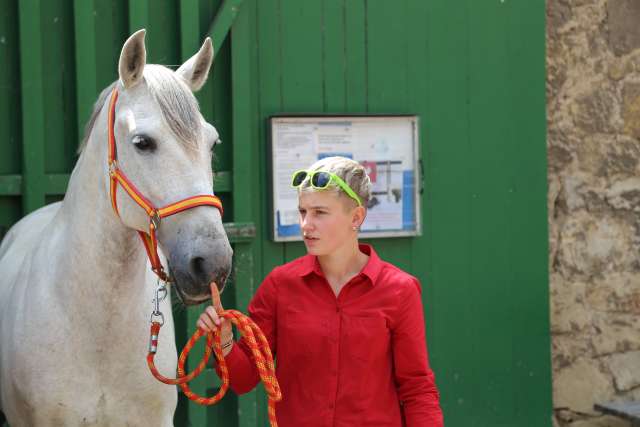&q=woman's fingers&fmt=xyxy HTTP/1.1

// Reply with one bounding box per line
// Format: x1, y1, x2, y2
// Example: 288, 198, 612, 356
196, 318, 210, 332
198, 312, 216, 332
210, 282, 224, 311
206, 306, 221, 326
199, 282, 233, 336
